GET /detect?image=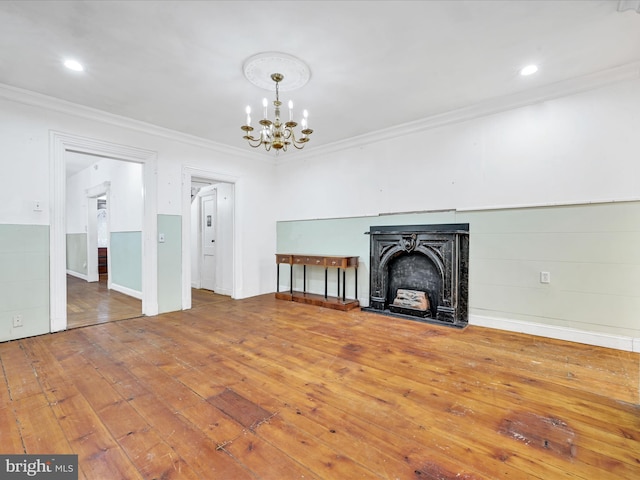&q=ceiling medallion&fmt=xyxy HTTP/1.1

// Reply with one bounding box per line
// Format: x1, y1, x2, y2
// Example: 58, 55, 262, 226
241, 53, 313, 152
243, 52, 310, 91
